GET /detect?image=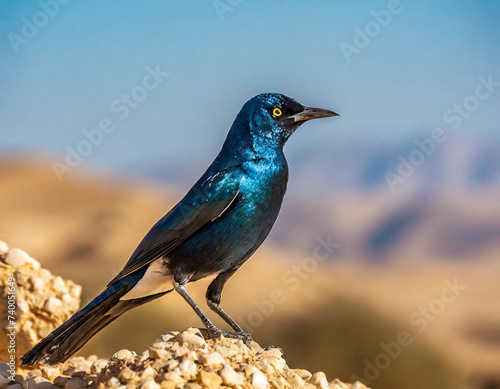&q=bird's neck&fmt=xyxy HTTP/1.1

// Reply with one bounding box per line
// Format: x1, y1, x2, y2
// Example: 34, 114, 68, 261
220, 115, 285, 164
